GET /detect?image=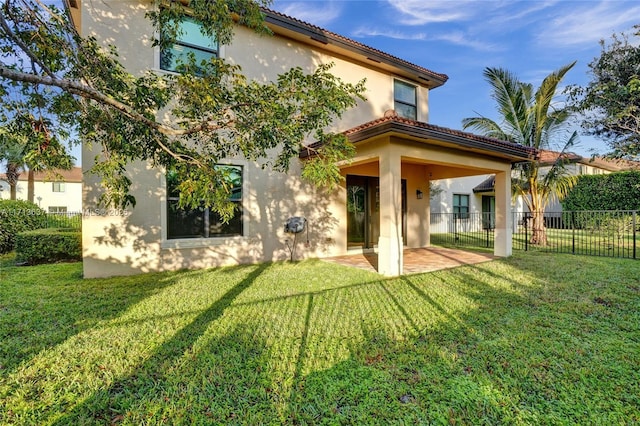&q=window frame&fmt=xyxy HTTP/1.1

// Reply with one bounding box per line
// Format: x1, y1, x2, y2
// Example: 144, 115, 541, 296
159, 14, 219, 74
52, 182, 65, 193
48, 206, 68, 214
165, 164, 244, 240
453, 193, 470, 220
394, 79, 418, 120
